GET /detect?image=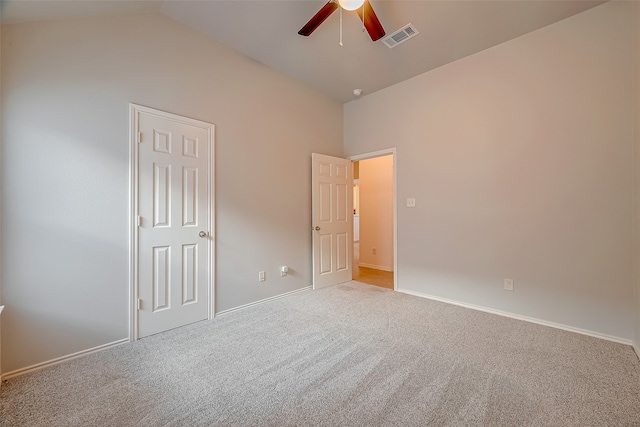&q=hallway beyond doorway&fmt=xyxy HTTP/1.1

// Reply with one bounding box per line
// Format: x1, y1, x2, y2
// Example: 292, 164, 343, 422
353, 242, 394, 290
